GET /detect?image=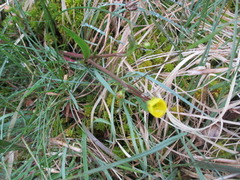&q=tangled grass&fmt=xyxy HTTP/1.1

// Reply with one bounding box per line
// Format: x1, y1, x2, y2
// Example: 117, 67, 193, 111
0, 0, 240, 179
